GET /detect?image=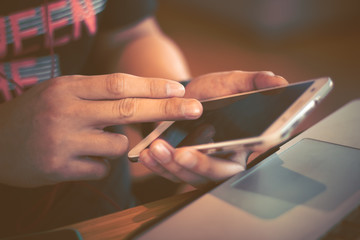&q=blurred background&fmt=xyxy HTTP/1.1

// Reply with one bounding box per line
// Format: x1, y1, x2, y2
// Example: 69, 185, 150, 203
131, 0, 360, 202
155, 0, 360, 127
